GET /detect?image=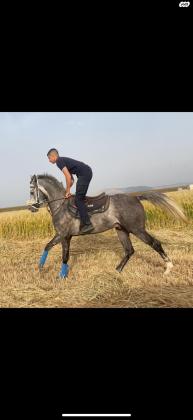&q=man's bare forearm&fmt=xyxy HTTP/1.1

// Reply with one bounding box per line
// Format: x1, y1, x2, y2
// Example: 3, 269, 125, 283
62, 168, 74, 195
70, 175, 74, 187
65, 175, 72, 193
